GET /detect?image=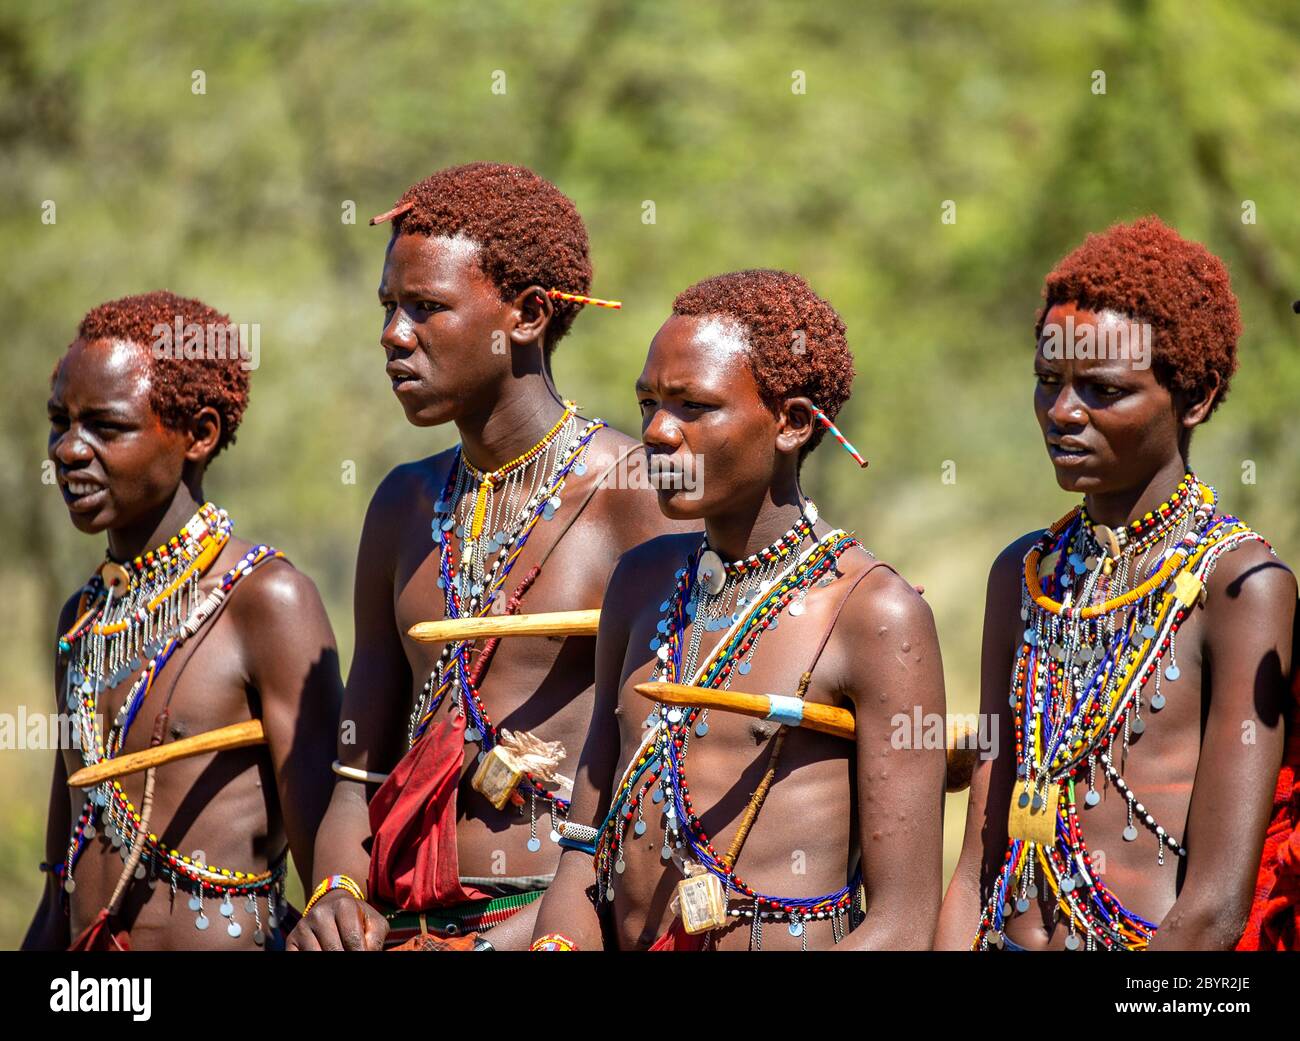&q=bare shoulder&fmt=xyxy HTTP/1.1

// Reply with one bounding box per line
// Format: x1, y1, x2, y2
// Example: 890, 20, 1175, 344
990, 529, 1043, 593
835, 548, 938, 644
222, 550, 332, 637
369, 448, 457, 518
1202, 523, 1296, 627
609, 531, 701, 589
